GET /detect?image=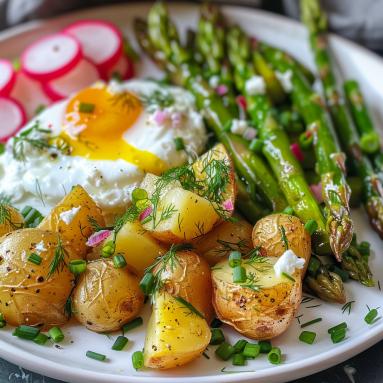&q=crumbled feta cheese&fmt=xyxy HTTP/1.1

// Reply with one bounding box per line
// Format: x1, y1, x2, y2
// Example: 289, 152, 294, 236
59, 206, 81, 225
209, 75, 220, 89
231, 119, 249, 135
243, 128, 257, 141
34, 240, 46, 254
245, 75, 266, 96
275, 70, 293, 93
273, 249, 305, 277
